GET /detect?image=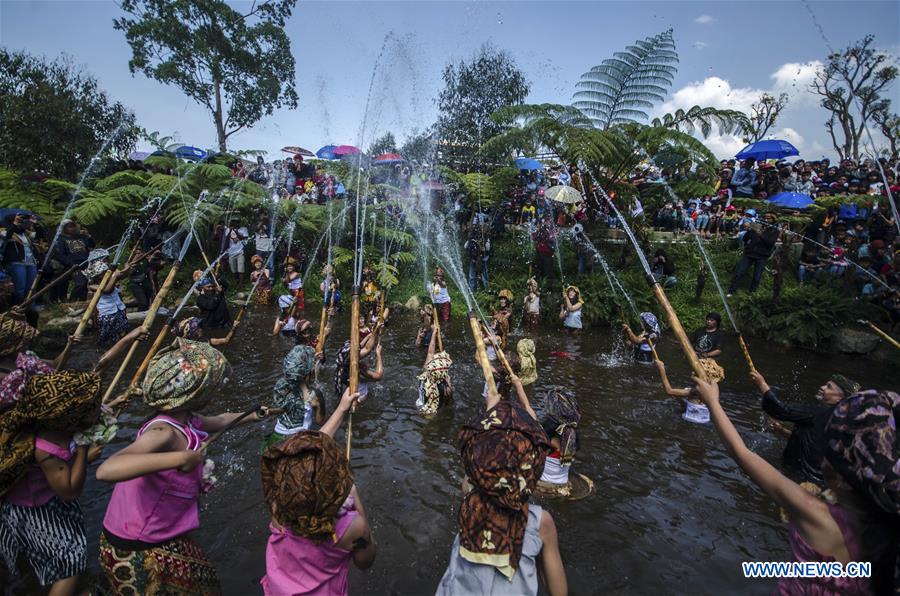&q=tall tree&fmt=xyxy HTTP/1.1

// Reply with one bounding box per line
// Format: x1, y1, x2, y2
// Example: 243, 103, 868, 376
437, 44, 530, 169
871, 104, 899, 158
573, 29, 678, 130
400, 128, 435, 163
0, 49, 136, 180
367, 132, 397, 157
114, 0, 299, 152
744, 92, 789, 143
810, 35, 898, 160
